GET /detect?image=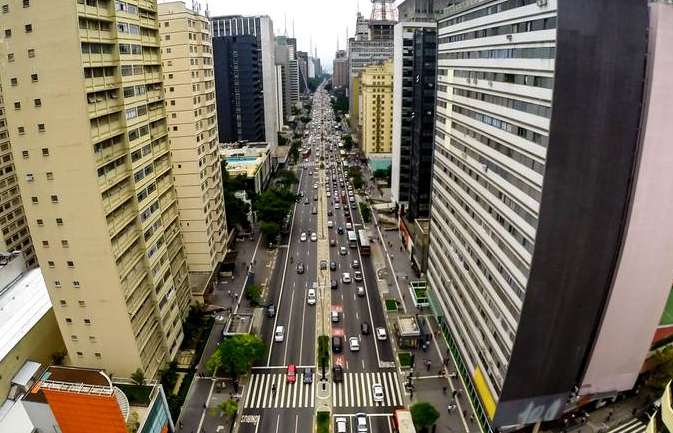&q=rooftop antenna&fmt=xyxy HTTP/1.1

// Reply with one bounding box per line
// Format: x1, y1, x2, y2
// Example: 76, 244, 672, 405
292, 20, 295, 38
204, 0, 209, 17
284, 14, 287, 36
